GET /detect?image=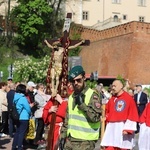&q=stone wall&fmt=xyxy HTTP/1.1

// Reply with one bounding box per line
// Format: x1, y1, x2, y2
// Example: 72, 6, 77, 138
70, 22, 150, 85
